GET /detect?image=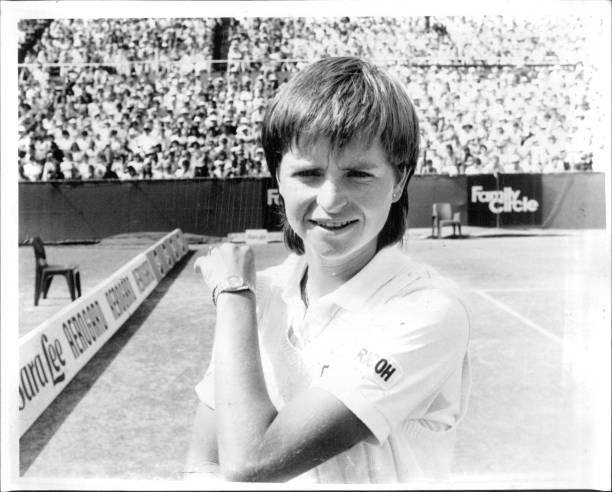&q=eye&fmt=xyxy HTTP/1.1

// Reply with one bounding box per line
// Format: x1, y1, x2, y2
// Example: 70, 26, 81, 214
292, 169, 322, 178
347, 170, 373, 179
